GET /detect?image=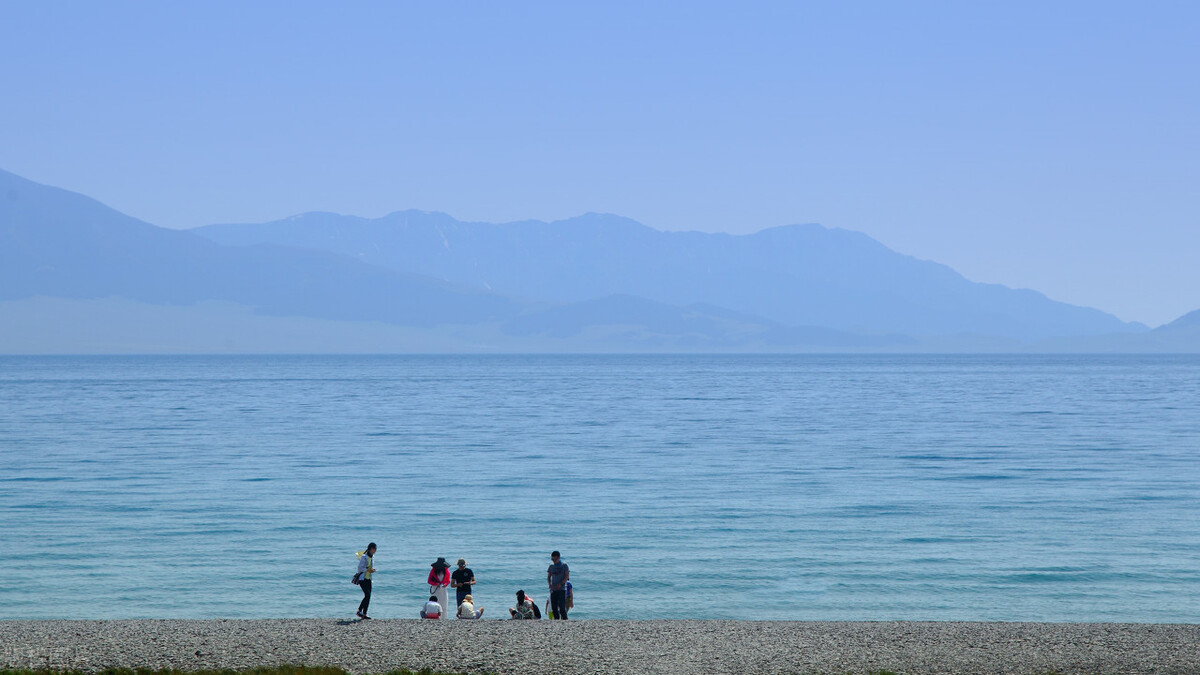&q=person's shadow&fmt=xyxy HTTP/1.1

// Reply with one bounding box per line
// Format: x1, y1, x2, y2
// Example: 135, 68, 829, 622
335, 619, 362, 625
